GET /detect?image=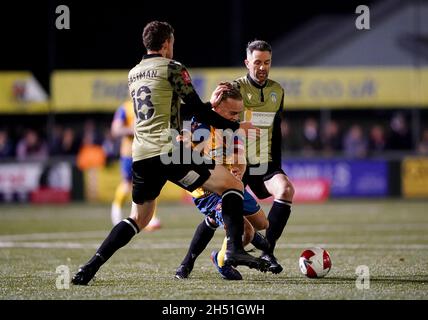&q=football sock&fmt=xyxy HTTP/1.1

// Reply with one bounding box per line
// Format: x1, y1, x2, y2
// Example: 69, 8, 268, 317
221, 189, 245, 252
113, 182, 129, 207
251, 231, 270, 252
91, 218, 140, 268
217, 236, 228, 267
180, 217, 217, 266
265, 199, 292, 254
